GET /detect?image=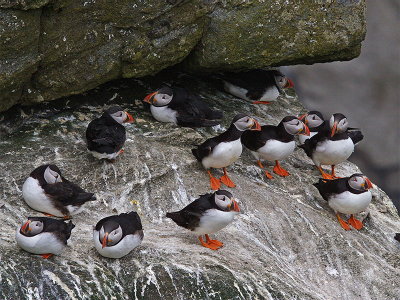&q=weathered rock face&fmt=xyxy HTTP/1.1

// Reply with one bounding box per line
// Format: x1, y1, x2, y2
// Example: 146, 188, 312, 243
0, 73, 399, 299
0, 0, 366, 112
